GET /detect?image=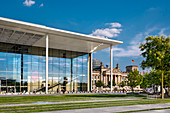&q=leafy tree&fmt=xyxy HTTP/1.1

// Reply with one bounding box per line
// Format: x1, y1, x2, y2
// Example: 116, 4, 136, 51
141, 70, 161, 89
108, 80, 116, 88
120, 81, 126, 87
140, 73, 150, 89
167, 70, 170, 96
139, 36, 170, 99
127, 69, 143, 92
96, 80, 104, 87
